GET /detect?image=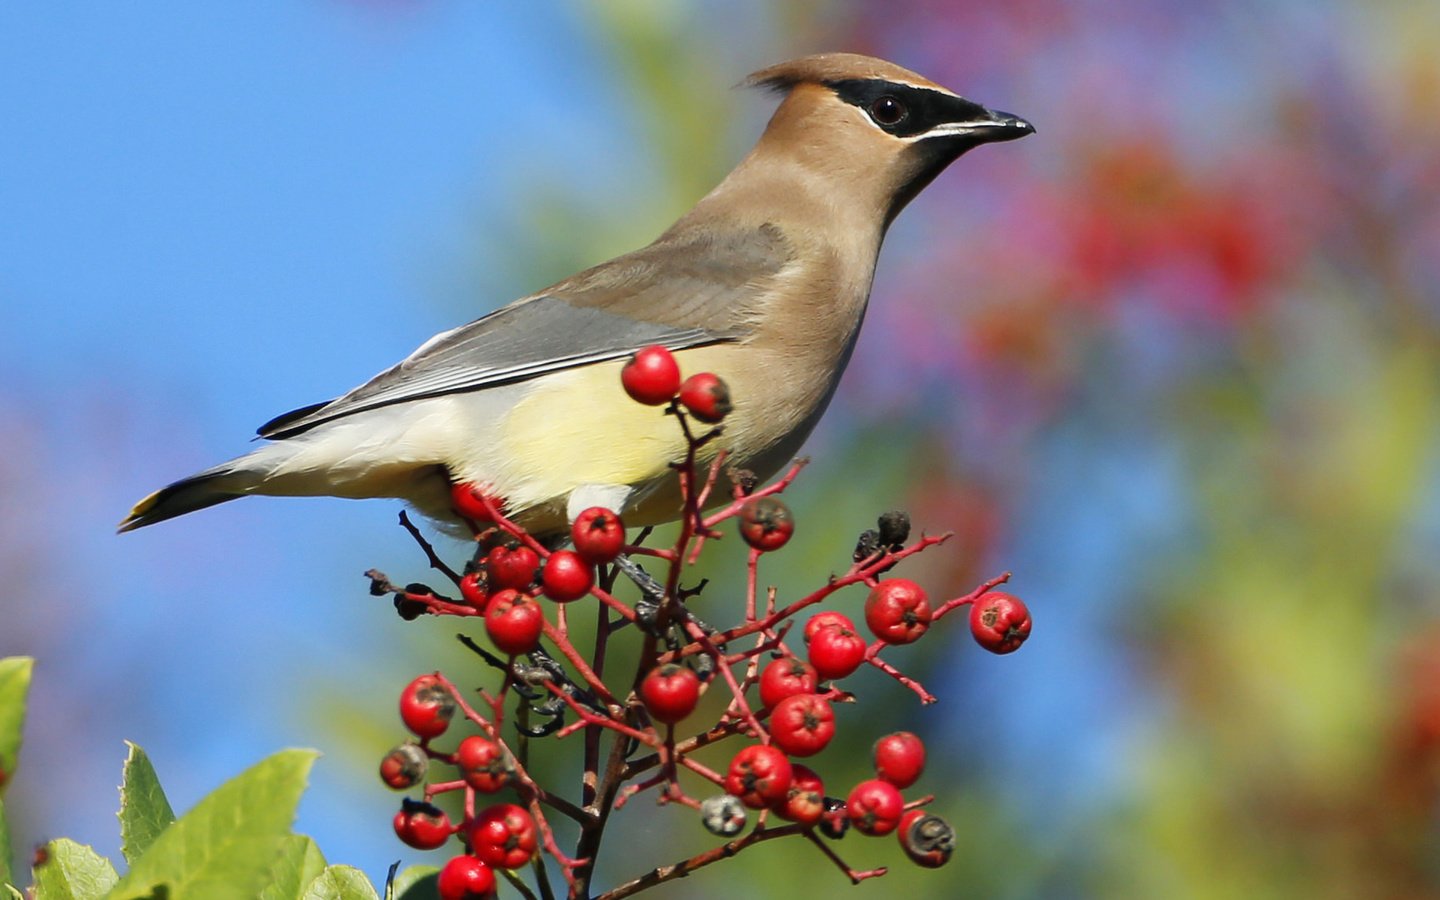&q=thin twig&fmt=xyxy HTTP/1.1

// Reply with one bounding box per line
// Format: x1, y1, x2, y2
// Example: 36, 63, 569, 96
397, 511, 464, 585
595, 823, 809, 900
500, 867, 540, 900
